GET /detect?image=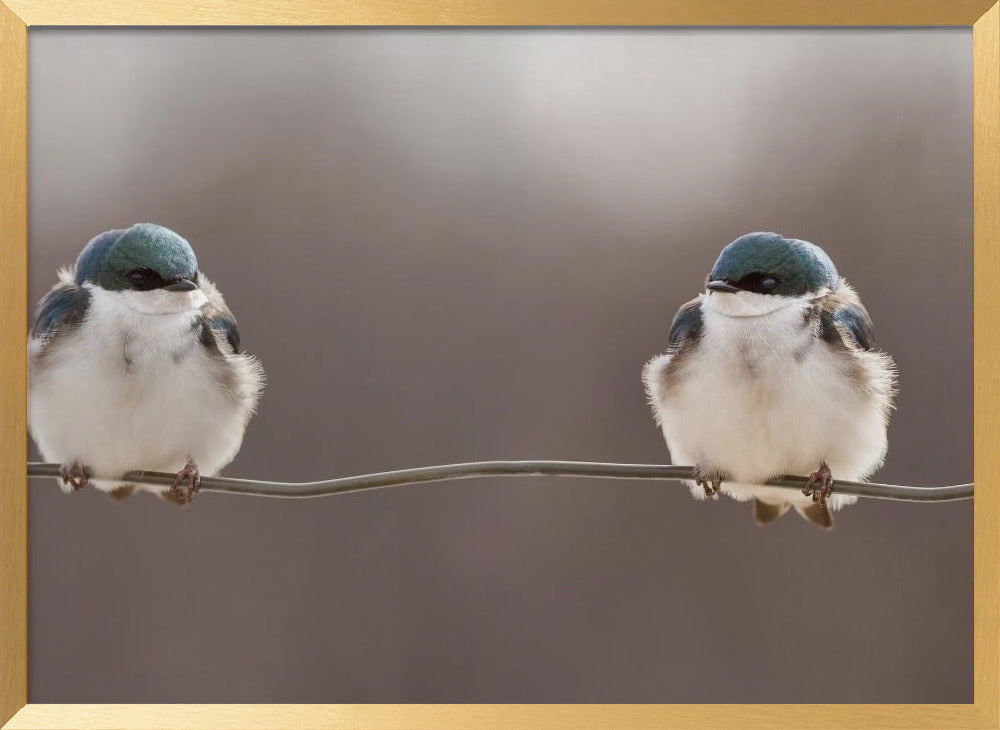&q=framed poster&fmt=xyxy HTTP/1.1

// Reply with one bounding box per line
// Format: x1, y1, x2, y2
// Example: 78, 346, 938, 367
1, 2, 996, 728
